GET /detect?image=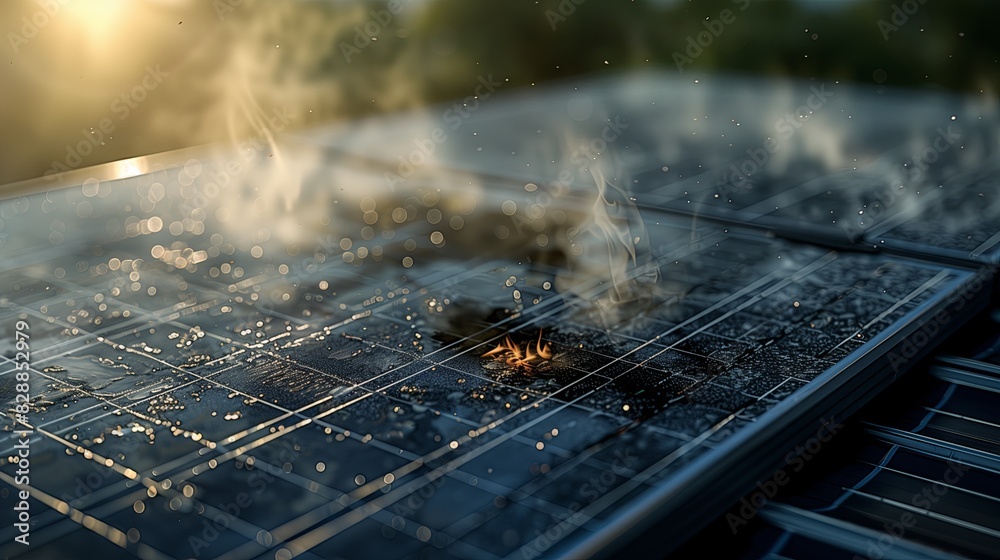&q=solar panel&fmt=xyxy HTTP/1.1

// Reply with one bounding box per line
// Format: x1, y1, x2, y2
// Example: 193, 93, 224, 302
0, 152, 980, 558
290, 72, 1000, 258
680, 308, 1000, 560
